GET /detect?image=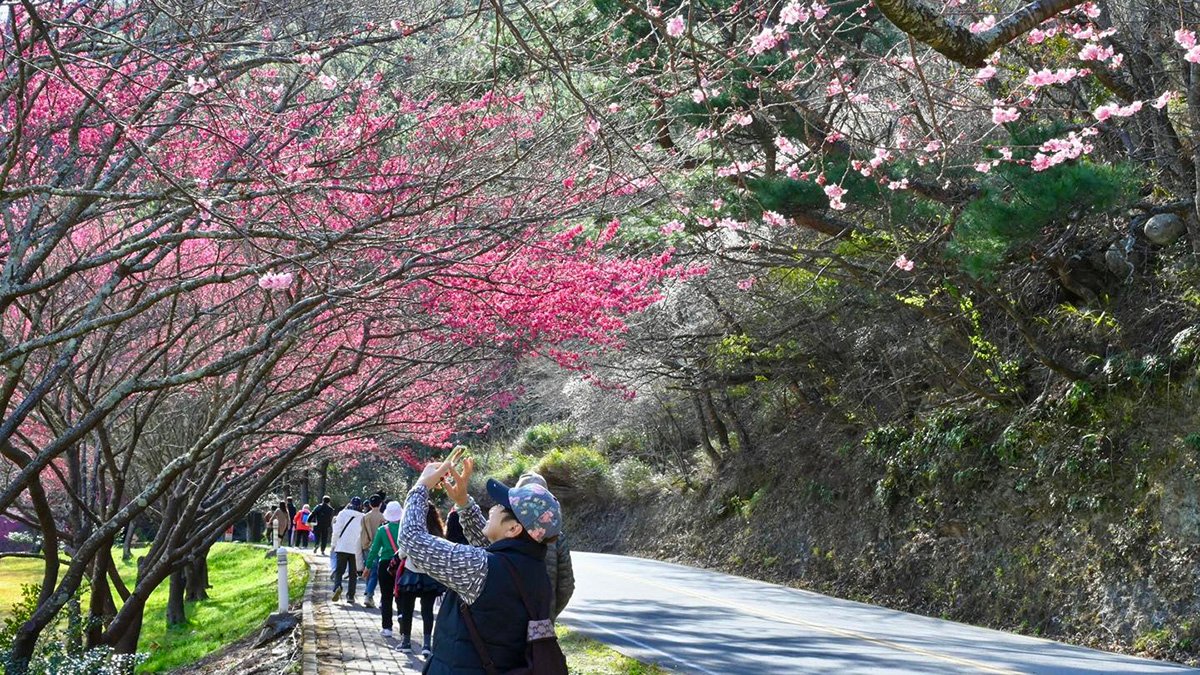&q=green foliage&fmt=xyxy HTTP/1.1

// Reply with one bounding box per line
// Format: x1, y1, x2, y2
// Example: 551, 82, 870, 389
864, 412, 995, 511
517, 422, 576, 455
0, 583, 145, 675
611, 458, 663, 502
1184, 433, 1200, 453
536, 445, 613, 502
950, 157, 1140, 276
745, 175, 829, 213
